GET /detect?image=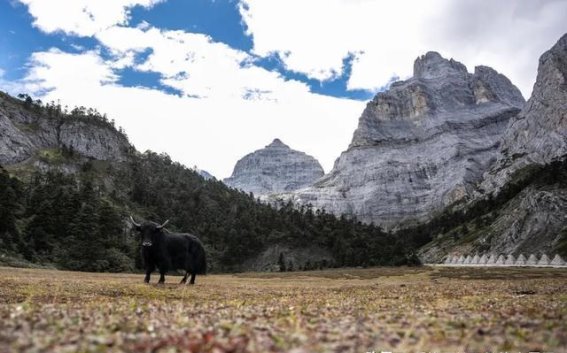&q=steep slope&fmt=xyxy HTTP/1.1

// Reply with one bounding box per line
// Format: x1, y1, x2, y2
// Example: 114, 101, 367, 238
480, 33, 567, 194
290, 52, 524, 228
1, 93, 413, 272
0, 93, 130, 168
419, 34, 567, 262
224, 139, 324, 196
418, 161, 567, 263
